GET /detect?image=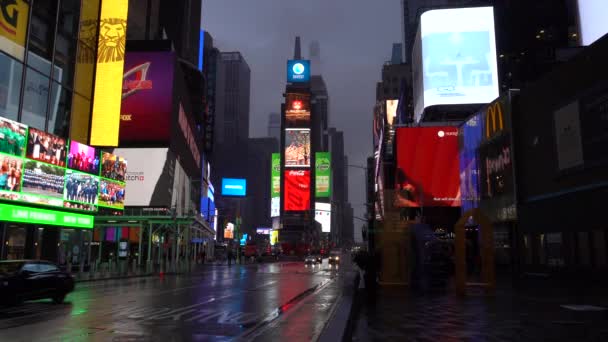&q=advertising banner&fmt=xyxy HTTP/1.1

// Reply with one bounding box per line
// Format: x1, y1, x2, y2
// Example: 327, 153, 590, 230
99, 178, 125, 210
578, 0, 608, 45
285, 129, 310, 167
101, 152, 127, 181
284, 170, 310, 211
315, 202, 331, 233
0, 0, 29, 61
315, 152, 331, 197
287, 60, 310, 83
0, 202, 94, 229
90, 0, 129, 146
478, 133, 516, 221
221, 178, 247, 197
386, 100, 398, 126
26, 128, 67, 167
68, 140, 100, 175
271, 153, 281, 197
285, 93, 311, 127
459, 112, 485, 213
395, 127, 460, 207
120, 51, 175, 143
64, 170, 98, 211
